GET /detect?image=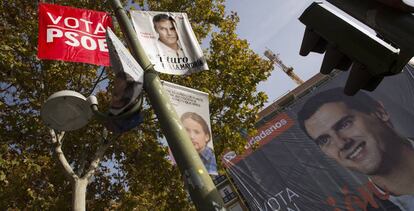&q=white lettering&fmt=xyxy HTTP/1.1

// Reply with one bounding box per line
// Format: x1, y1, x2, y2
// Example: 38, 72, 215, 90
275, 122, 282, 128
267, 197, 280, 211
94, 23, 106, 34
47, 12, 62, 25
46, 28, 107, 52
81, 36, 97, 50
47, 28, 63, 42
287, 188, 300, 202
244, 118, 289, 149
262, 188, 302, 211
64, 32, 80, 47
265, 129, 272, 136
79, 19, 93, 32
98, 39, 108, 52
45, 14, 107, 36
64, 17, 79, 29
275, 191, 288, 205
260, 130, 267, 139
